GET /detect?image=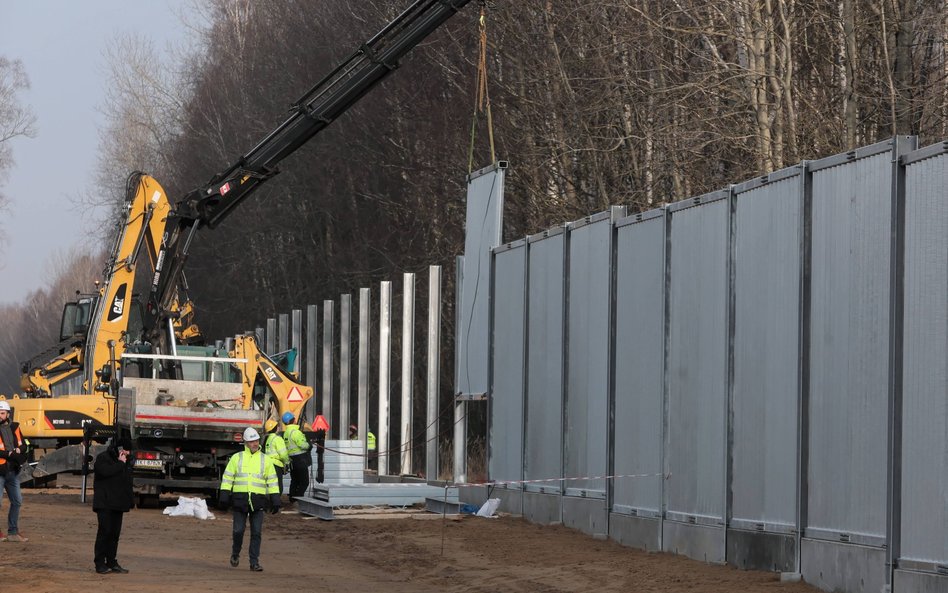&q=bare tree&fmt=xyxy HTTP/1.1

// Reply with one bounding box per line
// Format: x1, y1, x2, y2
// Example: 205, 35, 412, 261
0, 56, 37, 231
